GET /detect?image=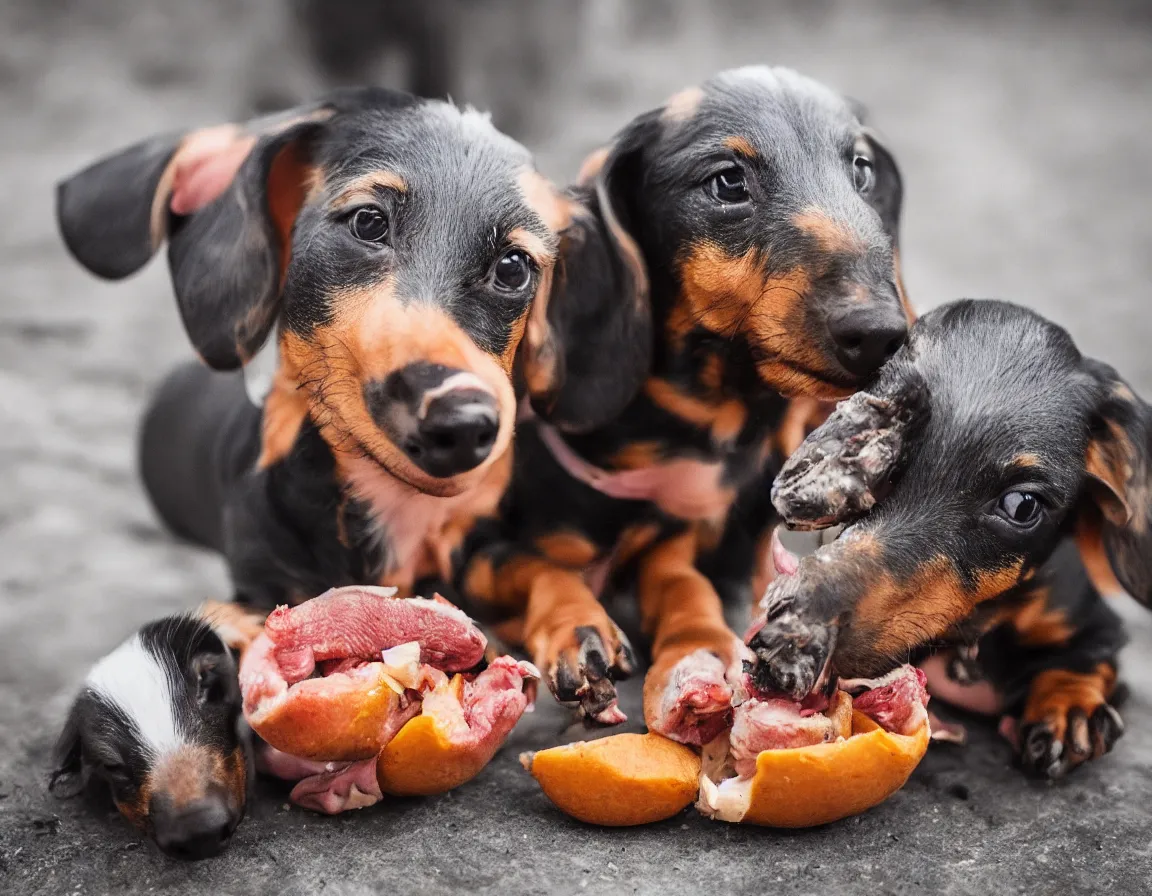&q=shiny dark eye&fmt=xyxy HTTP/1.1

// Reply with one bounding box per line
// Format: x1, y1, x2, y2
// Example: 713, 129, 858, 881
997, 491, 1043, 527
710, 167, 749, 203
493, 250, 533, 291
350, 206, 389, 243
853, 155, 875, 194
